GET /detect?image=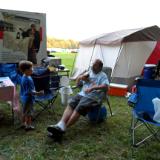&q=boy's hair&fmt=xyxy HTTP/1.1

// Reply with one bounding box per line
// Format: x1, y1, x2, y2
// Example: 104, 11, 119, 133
19, 60, 33, 73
